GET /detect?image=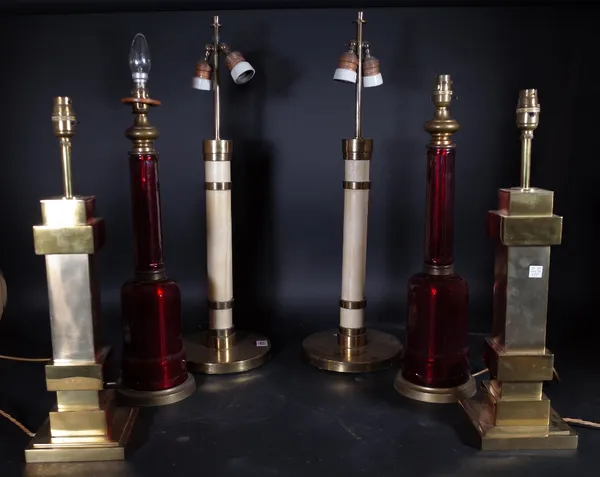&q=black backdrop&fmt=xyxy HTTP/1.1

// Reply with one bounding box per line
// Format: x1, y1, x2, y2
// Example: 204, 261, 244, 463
0, 5, 595, 357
